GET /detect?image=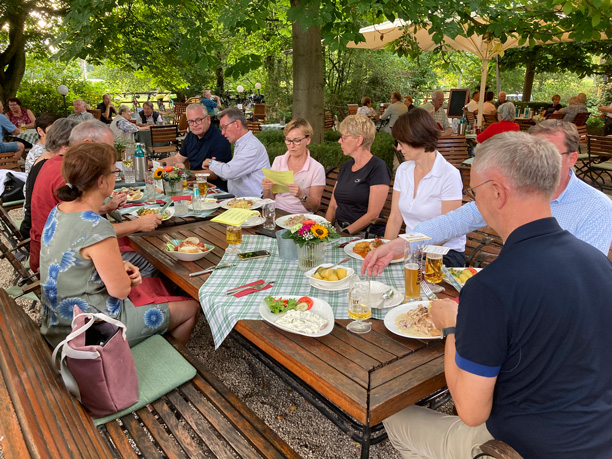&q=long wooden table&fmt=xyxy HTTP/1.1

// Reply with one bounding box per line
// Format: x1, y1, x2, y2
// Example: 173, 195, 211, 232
128, 219, 452, 458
